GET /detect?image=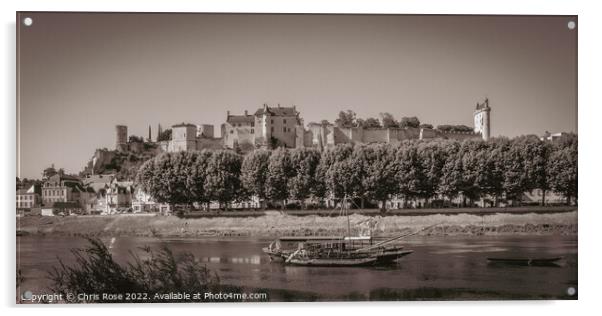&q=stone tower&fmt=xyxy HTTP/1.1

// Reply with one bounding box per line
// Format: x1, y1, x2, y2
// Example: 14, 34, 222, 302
115, 125, 128, 151
170, 123, 198, 152
473, 98, 491, 141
